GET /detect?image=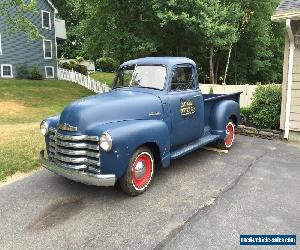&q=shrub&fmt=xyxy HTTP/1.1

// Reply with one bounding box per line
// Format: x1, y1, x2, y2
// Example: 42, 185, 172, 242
16, 65, 30, 79
30, 66, 42, 80
74, 64, 88, 76
240, 107, 253, 126
249, 84, 282, 130
69, 59, 77, 69
76, 56, 84, 64
59, 61, 72, 70
59, 60, 88, 75
96, 57, 117, 72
